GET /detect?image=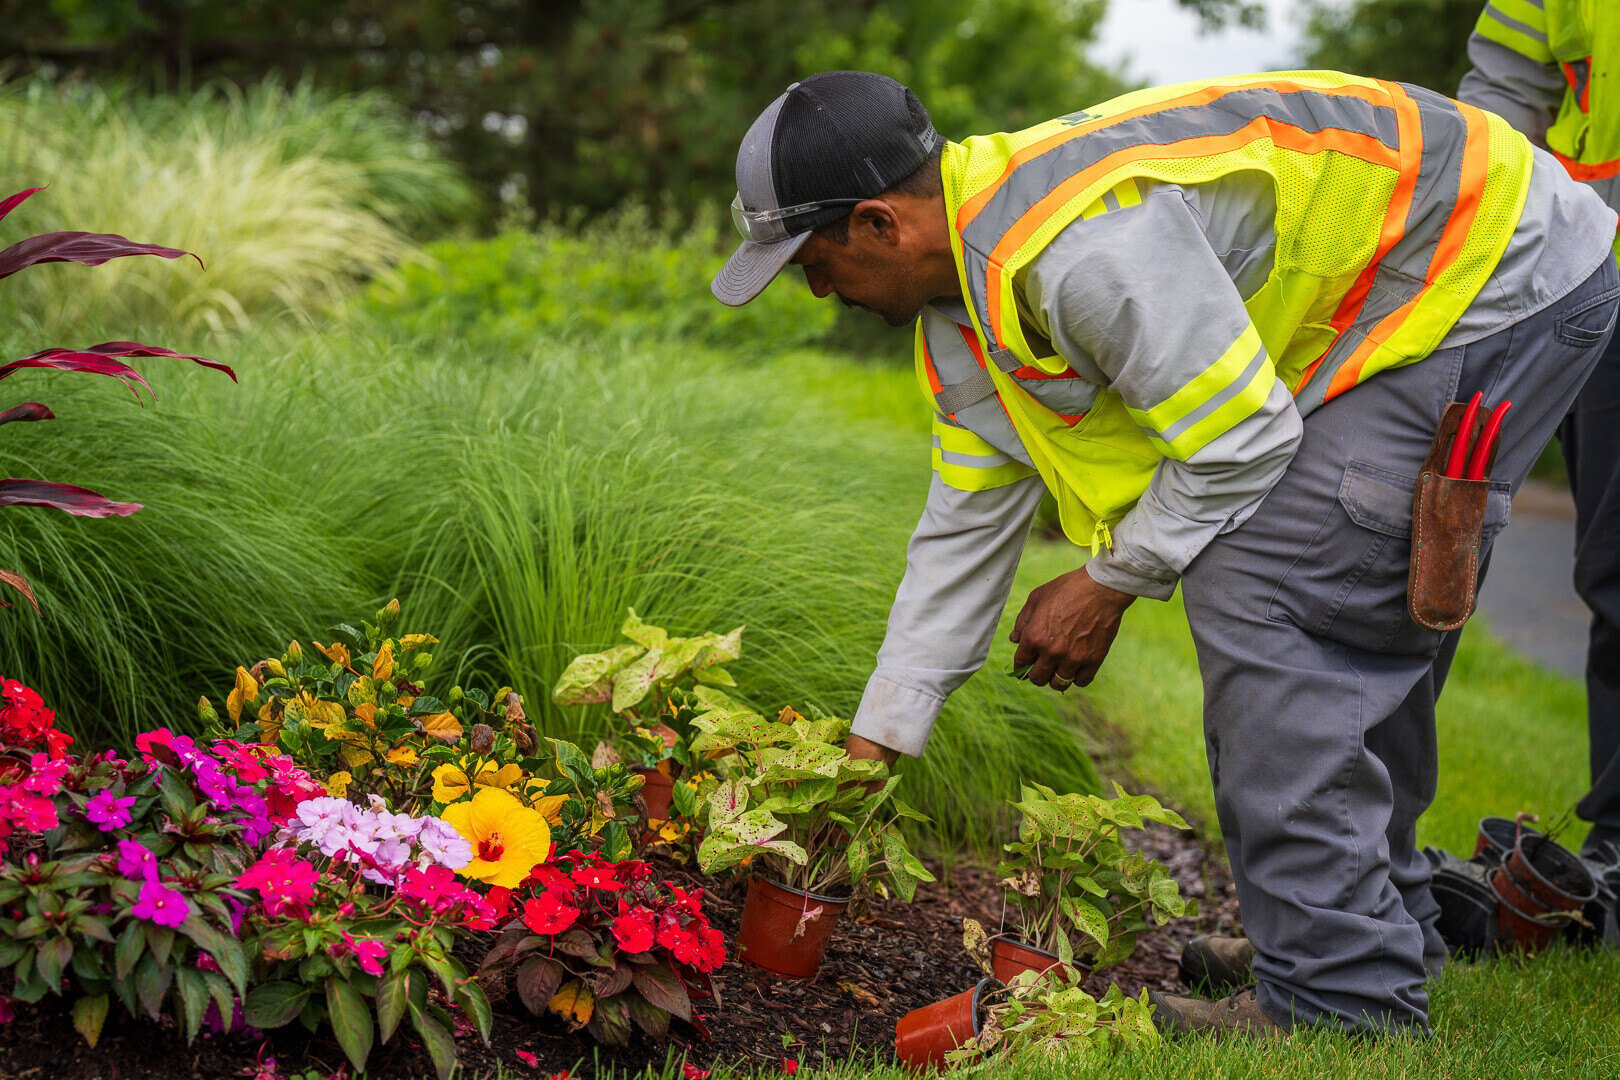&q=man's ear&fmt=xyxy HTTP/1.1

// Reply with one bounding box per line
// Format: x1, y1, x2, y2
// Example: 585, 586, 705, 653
851, 198, 901, 246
